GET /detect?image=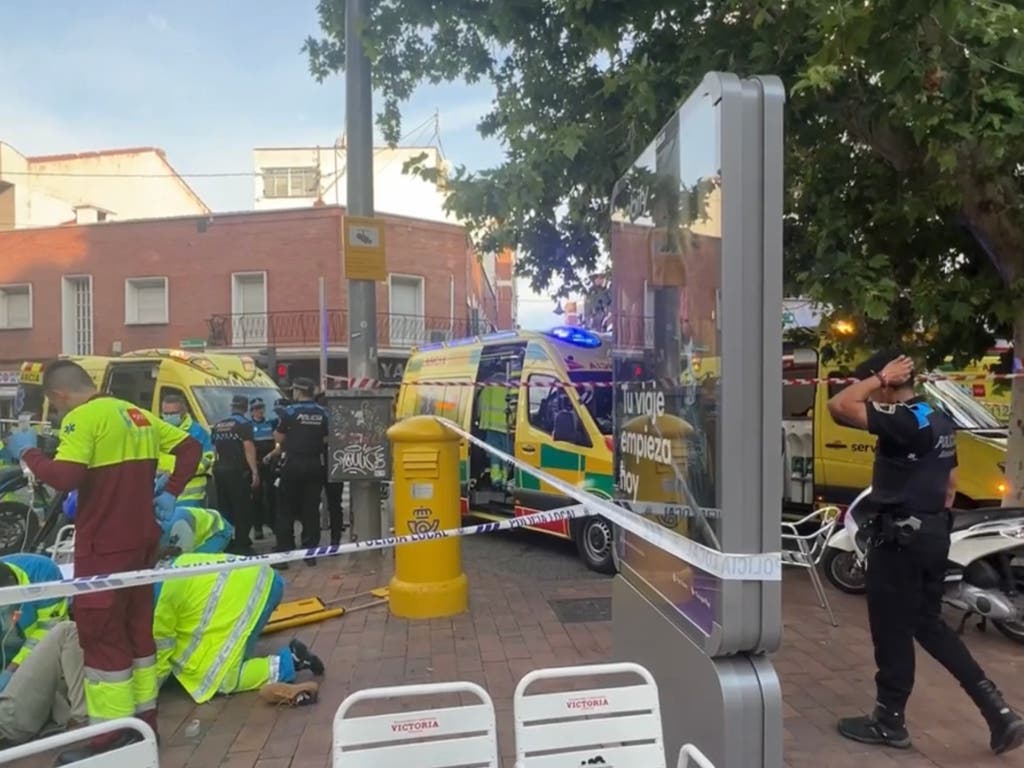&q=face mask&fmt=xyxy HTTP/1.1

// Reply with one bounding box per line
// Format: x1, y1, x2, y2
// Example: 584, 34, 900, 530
162, 413, 183, 427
